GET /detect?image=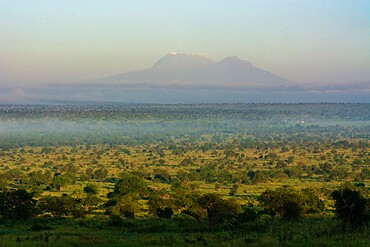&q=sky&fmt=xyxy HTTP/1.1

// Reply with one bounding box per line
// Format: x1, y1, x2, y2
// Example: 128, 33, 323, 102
0, 0, 369, 103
